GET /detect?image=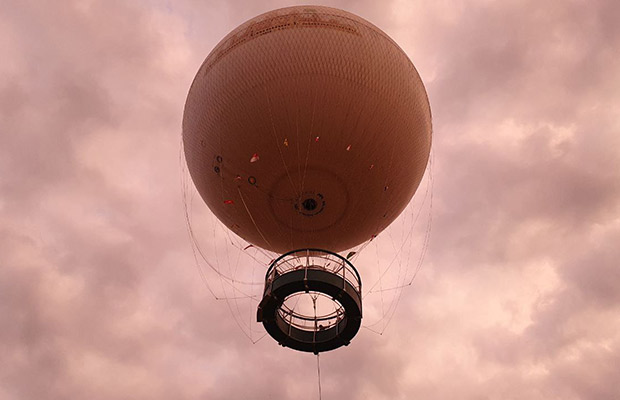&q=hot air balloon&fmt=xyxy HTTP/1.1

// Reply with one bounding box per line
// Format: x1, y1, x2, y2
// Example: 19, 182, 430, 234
183, 5, 431, 354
